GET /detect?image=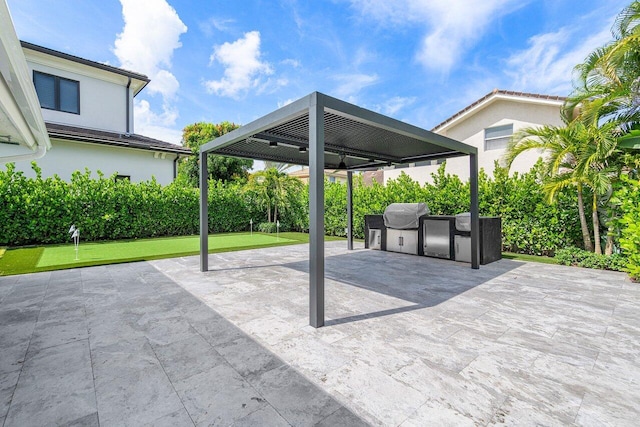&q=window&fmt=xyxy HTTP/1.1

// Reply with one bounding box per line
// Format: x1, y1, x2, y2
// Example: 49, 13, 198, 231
33, 71, 80, 114
115, 175, 131, 181
484, 124, 513, 151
